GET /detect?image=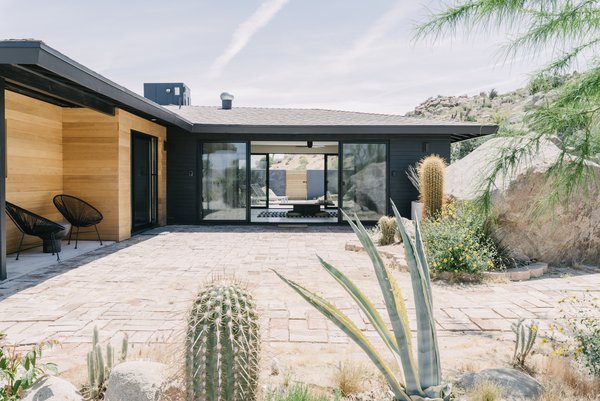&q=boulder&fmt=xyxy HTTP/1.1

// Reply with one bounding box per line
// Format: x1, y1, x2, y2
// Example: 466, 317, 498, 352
105, 361, 167, 401
446, 137, 600, 264
346, 162, 387, 218
458, 368, 544, 400
21, 376, 83, 401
